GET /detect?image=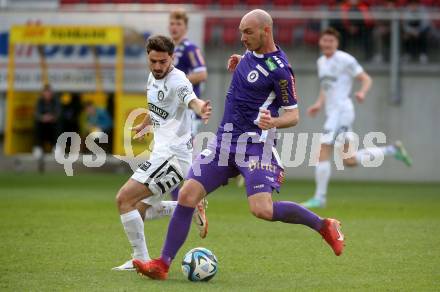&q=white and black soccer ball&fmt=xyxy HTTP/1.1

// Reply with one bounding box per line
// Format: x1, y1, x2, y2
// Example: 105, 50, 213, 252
181, 247, 218, 282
